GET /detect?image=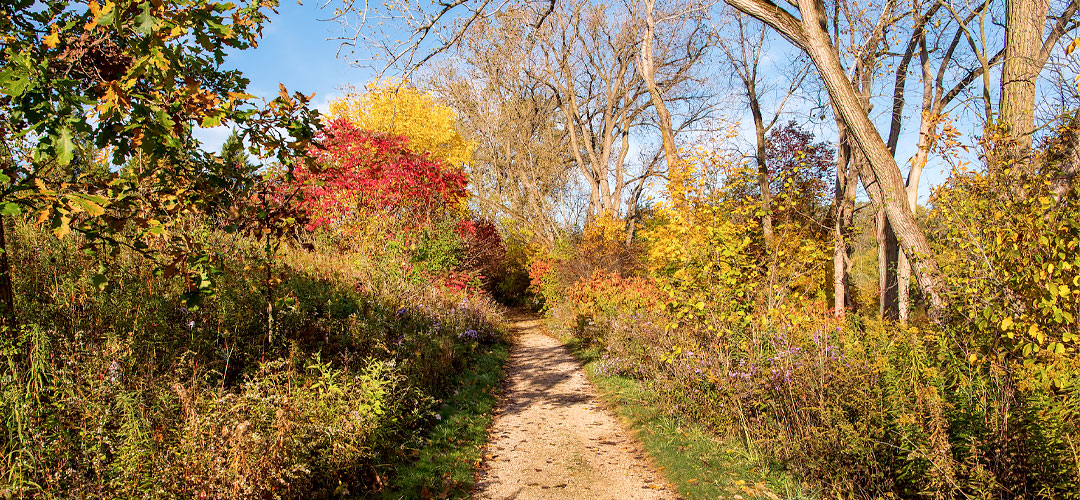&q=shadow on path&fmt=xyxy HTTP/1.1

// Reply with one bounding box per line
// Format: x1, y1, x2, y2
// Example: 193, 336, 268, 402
474, 313, 677, 500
